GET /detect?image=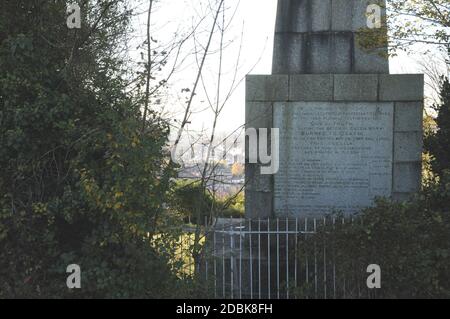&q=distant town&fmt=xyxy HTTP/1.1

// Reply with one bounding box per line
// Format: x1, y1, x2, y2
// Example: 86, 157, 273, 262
175, 135, 245, 197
